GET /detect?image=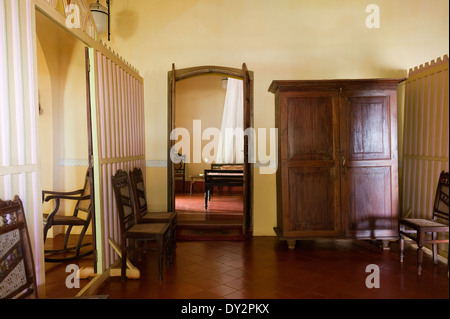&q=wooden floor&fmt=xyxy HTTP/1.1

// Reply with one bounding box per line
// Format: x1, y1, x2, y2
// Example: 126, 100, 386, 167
175, 192, 244, 226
